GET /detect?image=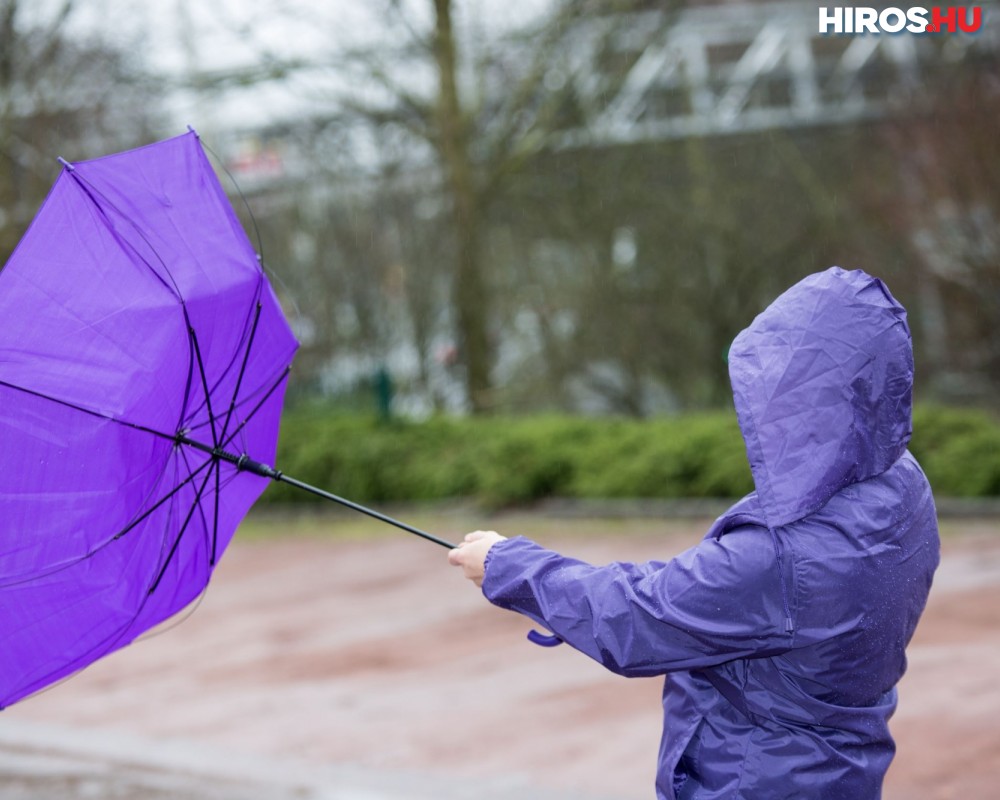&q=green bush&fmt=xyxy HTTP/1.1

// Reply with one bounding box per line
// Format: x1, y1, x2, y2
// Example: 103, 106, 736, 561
266, 414, 481, 503
568, 416, 752, 498
475, 417, 593, 506
912, 406, 1000, 496
259, 405, 1000, 507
